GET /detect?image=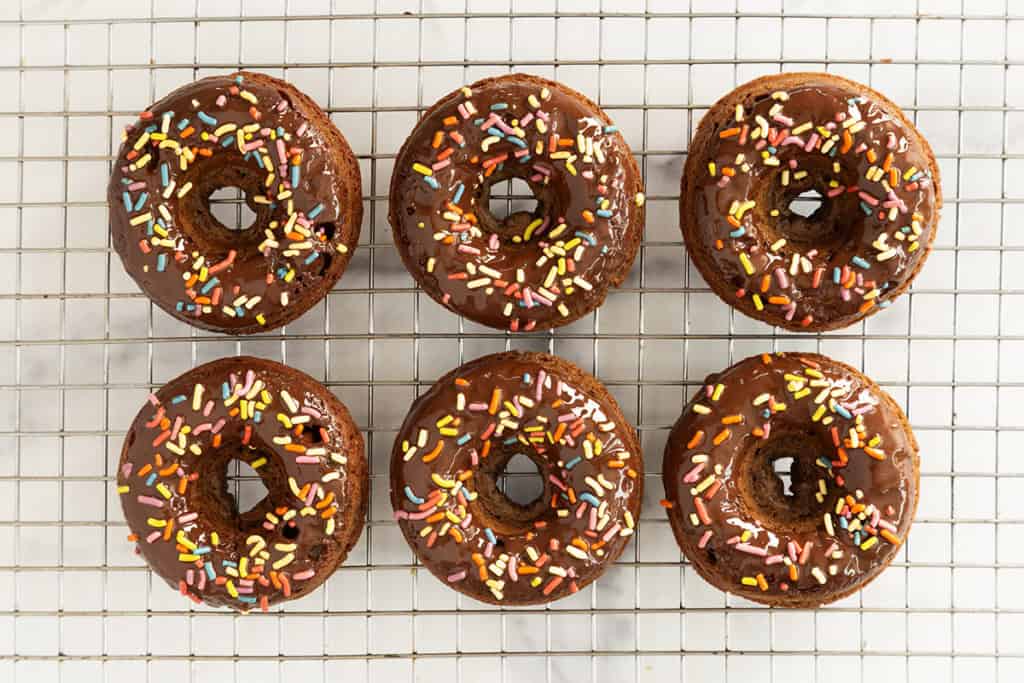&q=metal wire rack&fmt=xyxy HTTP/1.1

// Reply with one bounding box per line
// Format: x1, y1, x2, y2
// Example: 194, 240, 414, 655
1, 0, 1022, 681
